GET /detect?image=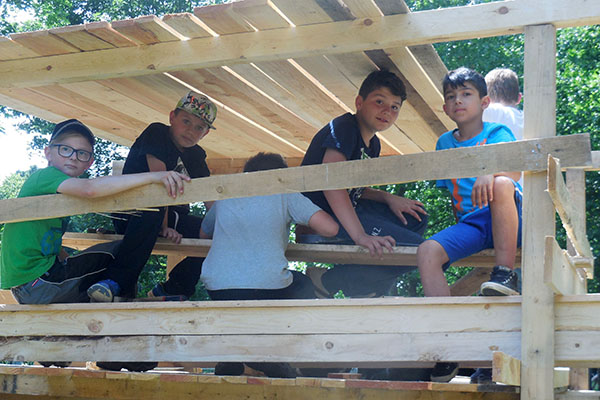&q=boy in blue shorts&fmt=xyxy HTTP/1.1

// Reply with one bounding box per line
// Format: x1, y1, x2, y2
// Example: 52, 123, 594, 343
416, 67, 522, 382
